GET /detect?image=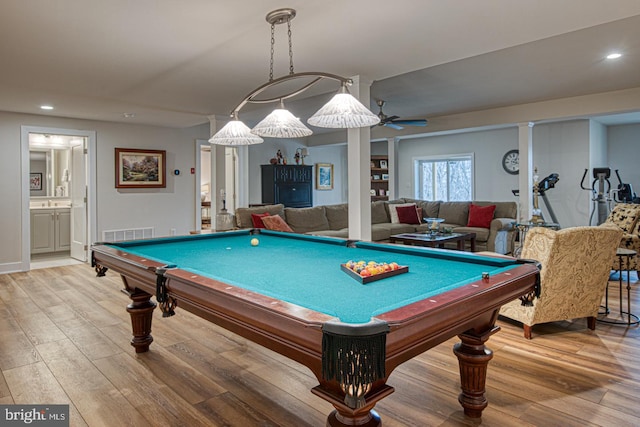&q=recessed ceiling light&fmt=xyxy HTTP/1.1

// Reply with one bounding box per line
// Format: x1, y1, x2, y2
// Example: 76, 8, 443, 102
40, 105, 54, 110
122, 113, 136, 118
606, 52, 622, 60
